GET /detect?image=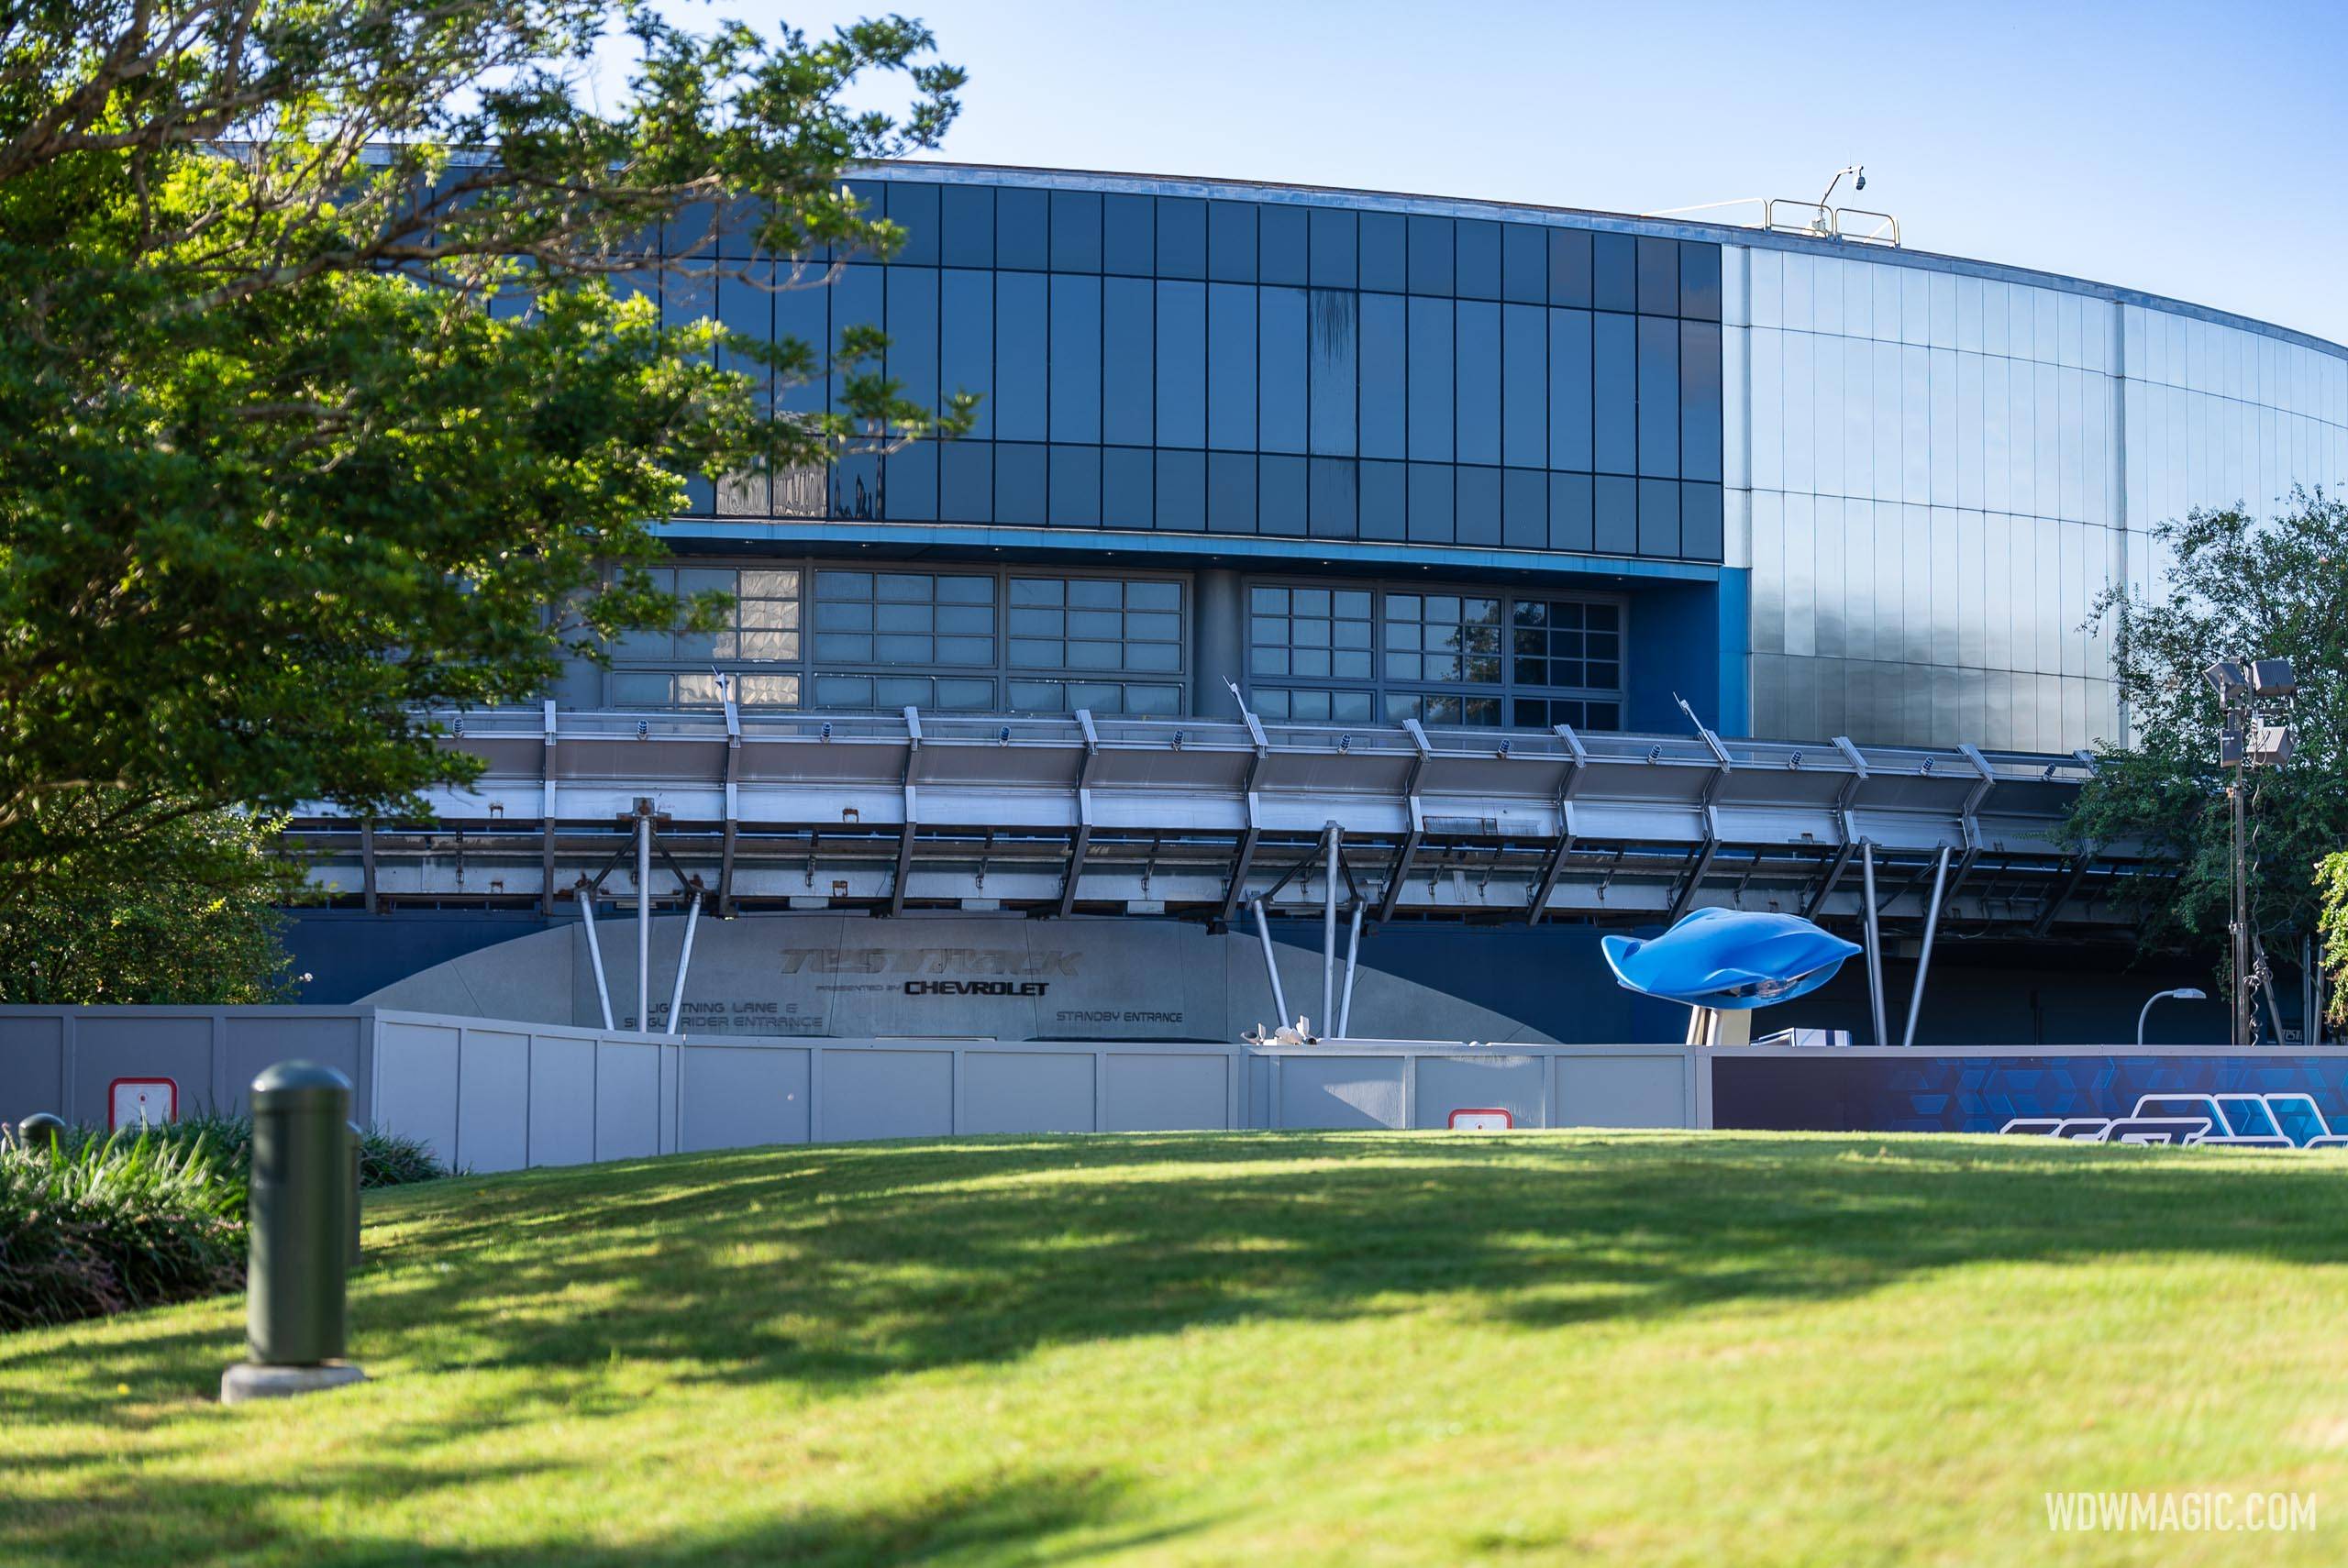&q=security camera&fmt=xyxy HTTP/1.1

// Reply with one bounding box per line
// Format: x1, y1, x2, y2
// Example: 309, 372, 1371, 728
1855, 171, 1867, 192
